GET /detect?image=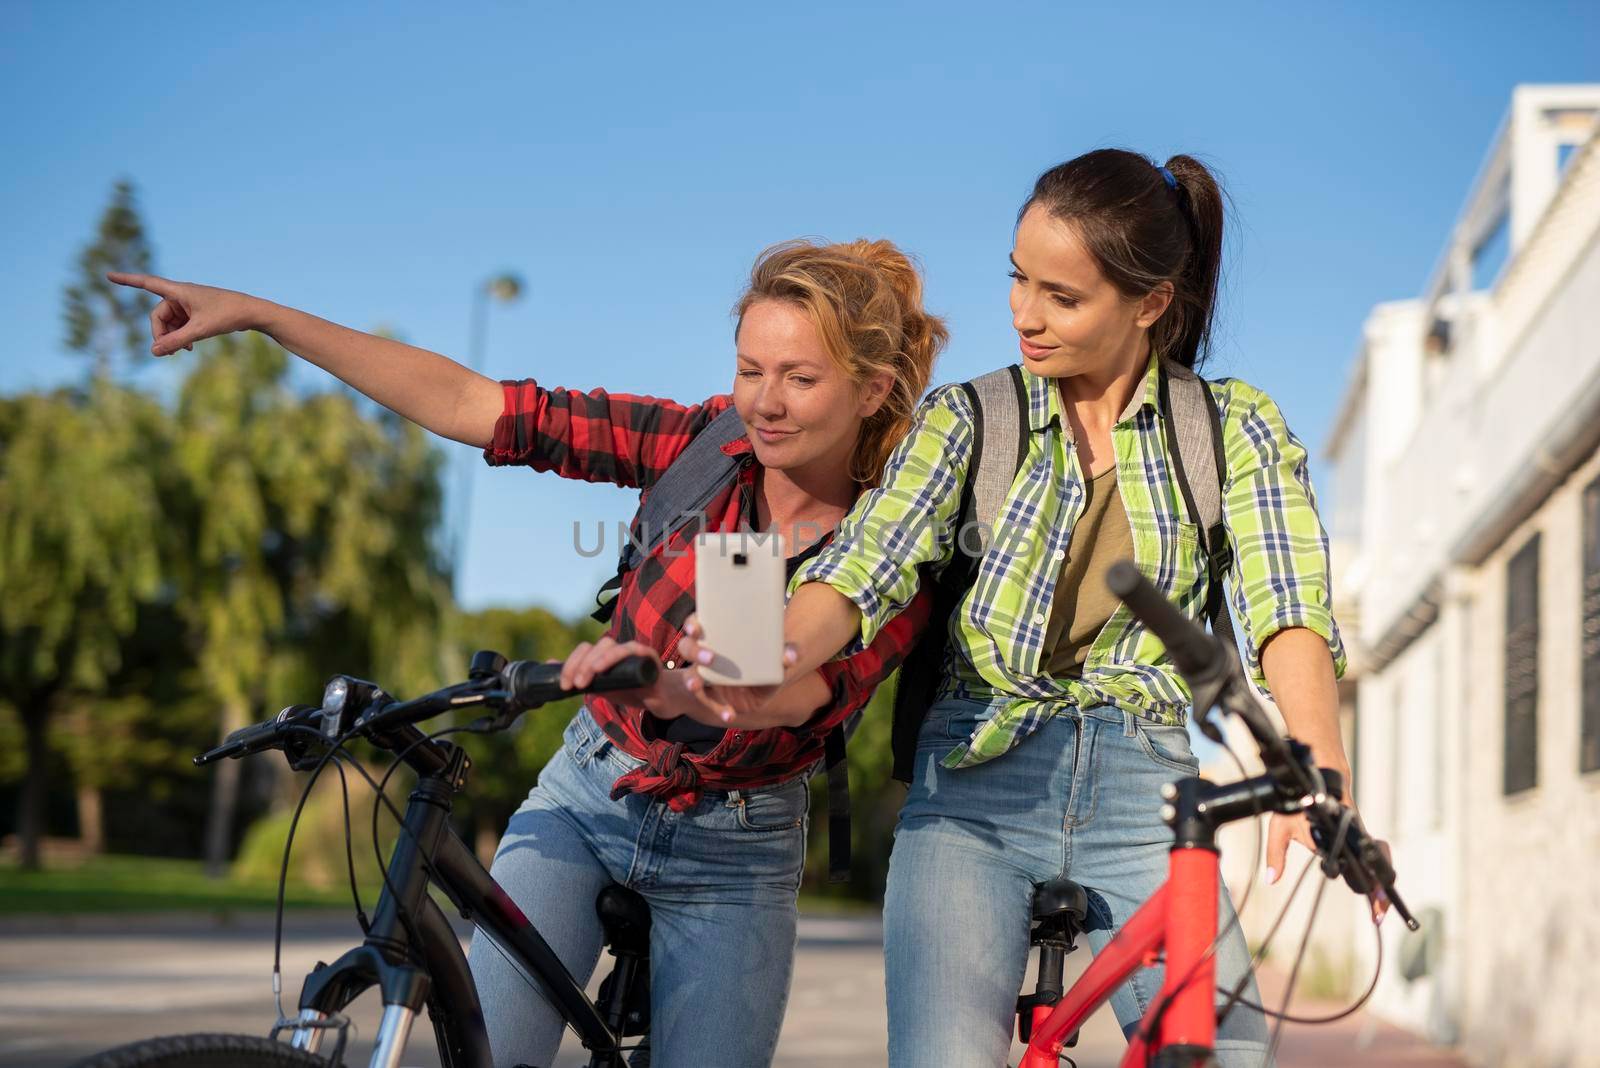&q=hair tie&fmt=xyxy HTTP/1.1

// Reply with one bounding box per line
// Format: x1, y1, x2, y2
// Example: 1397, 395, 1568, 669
1158, 166, 1178, 191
